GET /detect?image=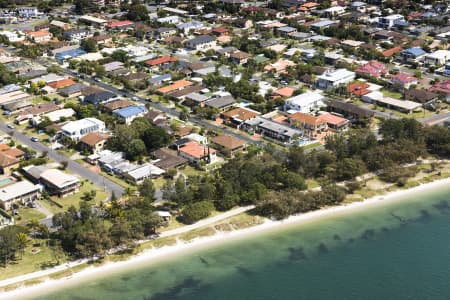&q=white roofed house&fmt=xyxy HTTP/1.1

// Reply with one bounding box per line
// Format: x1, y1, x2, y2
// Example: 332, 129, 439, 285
124, 163, 165, 184
316, 69, 355, 90
424, 50, 450, 67
185, 35, 216, 51
61, 118, 105, 142
0, 181, 41, 211
39, 169, 80, 197
284, 91, 325, 113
